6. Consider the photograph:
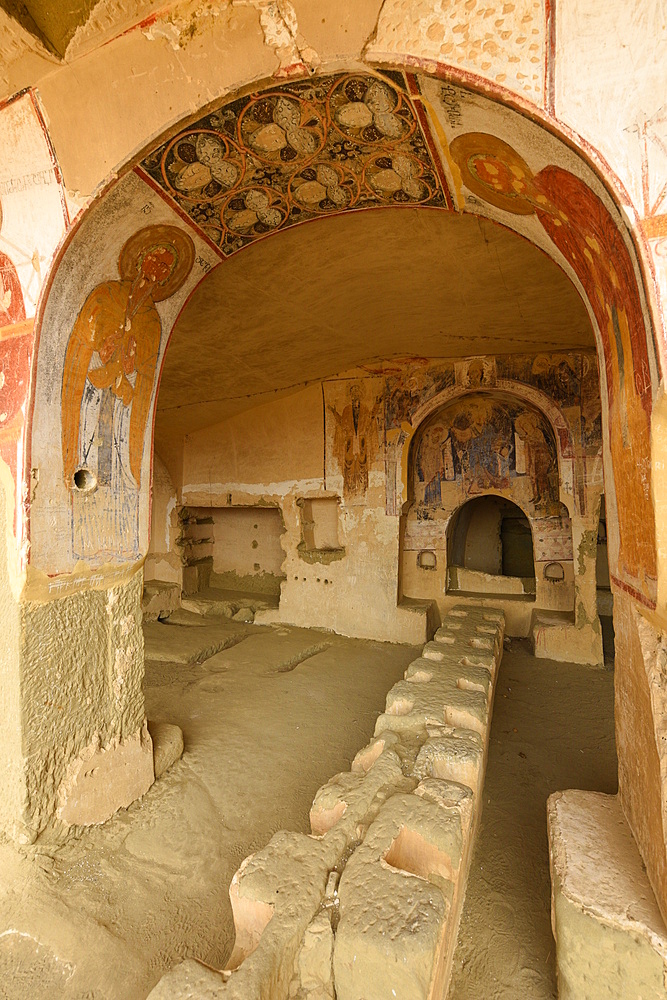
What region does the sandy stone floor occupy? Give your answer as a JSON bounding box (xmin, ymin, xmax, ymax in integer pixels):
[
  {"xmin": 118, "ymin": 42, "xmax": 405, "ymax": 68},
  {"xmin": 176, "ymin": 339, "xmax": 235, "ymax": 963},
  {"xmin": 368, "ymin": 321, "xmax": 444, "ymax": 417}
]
[
  {"xmin": 0, "ymin": 614, "xmax": 417, "ymax": 1000},
  {"xmin": 0, "ymin": 612, "xmax": 616, "ymax": 999},
  {"xmin": 449, "ymin": 637, "xmax": 617, "ymax": 1000}
]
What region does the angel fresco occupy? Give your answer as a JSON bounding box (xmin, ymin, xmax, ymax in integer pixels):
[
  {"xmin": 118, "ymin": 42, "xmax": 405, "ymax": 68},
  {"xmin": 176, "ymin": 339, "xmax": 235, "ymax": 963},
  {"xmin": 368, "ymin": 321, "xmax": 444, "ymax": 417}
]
[
  {"xmin": 450, "ymin": 131, "xmax": 657, "ymax": 592},
  {"xmin": 61, "ymin": 224, "xmax": 194, "ymax": 559},
  {"xmin": 329, "ymin": 383, "xmax": 382, "ymax": 499}
]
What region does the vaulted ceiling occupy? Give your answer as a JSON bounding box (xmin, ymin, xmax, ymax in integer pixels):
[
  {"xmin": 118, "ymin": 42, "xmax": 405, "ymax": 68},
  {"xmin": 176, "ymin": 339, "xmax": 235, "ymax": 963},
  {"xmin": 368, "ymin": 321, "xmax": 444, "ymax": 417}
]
[{"xmin": 155, "ymin": 207, "xmax": 595, "ymax": 439}]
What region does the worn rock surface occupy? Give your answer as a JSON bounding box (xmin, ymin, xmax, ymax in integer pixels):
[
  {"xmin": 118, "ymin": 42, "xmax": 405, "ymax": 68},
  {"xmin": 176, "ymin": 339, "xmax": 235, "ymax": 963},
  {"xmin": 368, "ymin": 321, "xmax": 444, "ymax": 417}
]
[{"xmin": 548, "ymin": 789, "xmax": 667, "ymax": 999}]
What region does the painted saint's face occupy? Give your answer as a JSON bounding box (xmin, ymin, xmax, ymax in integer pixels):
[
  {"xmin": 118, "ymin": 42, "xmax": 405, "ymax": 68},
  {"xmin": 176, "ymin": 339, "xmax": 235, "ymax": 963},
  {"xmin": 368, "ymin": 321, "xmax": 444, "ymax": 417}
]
[
  {"xmin": 470, "ymin": 153, "xmax": 528, "ymax": 199},
  {"xmin": 140, "ymin": 247, "xmax": 176, "ymax": 284}
]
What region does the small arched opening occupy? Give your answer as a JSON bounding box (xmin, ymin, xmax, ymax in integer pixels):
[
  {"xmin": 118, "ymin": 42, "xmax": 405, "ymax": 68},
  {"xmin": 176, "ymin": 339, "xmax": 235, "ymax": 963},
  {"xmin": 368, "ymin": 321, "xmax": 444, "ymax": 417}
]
[{"xmin": 447, "ymin": 495, "xmax": 535, "ymax": 597}]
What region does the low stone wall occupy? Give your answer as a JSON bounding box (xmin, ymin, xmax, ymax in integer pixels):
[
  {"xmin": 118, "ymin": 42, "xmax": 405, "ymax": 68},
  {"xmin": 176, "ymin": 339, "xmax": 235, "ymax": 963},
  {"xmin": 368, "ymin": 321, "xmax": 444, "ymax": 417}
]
[
  {"xmin": 147, "ymin": 605, "xmax": 505, "ymax": 1000},
  {"xmin": 548, "ymin": 789, "xmax": 667, "ymax": 999}
]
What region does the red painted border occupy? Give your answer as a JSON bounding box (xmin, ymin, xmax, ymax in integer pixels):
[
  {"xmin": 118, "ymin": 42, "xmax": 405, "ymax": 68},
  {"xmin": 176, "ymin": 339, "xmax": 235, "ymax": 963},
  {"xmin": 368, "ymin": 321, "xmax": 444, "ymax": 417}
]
[
  {"xmin": 405, "ymin": 73, "xmax": 454, "ymax": 210},
  {"xmin": 545, "ymin": 0, "xmax": 556, "ymax": 117},
  {"xmin": 28, "ymin": 89, "xmax": 71, "ymax": 229},
  {"xmin": 611, "ymin": 573, "xmax": 656, "ymax": 610}
]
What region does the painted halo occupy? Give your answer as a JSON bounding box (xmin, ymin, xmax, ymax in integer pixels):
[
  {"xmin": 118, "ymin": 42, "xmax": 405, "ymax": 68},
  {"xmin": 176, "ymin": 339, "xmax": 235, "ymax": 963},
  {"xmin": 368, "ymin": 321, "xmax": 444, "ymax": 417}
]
[
  {"xmin": 449, "ymin": 132, "xmax": 537, "ymax": 216},
  {"xmin": 118, "ymin": 224, "xmax": 195, "ymax": 301}
]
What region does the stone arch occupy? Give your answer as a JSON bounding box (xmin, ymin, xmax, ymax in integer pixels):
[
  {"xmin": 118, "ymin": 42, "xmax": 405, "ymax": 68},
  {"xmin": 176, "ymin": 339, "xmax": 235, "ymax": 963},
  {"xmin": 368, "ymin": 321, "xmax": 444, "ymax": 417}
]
[
  {"xmin": 10, "ymin": 60, "xmax": 659, "ymax": 861},
  {"xmin": 392, "ymin": 379, "xmax": 578, "ymax": 518},
  {"xmin": 23, "ymin": 66, "xmax": 656, "ymax": 609},
  {"xmin": 399, "ymin": 387, "xmax": 577, "ymax": 630}
]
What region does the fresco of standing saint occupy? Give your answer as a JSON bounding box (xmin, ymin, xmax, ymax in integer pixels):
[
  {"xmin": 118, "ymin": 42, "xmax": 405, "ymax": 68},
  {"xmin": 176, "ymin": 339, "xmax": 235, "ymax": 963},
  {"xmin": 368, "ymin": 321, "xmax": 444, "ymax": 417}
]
[
  {"xmin": 329, "ymin": 382, "xmax": 382, "ymax": 499},
  {"xmin": 61, "ymin": 224, "xmax": 194, "ymax": 560}
]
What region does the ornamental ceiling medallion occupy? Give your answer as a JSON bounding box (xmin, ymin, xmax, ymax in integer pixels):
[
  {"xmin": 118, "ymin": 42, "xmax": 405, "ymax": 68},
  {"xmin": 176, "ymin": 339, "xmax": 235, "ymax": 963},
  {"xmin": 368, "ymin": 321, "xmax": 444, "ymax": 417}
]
[{"xmin": 139, "ymin": 71, "xmax": 450, "ymax": 257}]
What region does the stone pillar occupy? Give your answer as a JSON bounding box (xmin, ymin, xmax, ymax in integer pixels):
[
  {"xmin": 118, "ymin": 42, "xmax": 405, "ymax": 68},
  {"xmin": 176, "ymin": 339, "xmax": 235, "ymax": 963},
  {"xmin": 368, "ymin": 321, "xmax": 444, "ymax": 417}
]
[
  {"xmin": 571, "ymin": 512, "xmax": 603, "ymax": 666},
  {"xmin": 0, "ymin": 555, "xmax": 154, "ymax": 843}
]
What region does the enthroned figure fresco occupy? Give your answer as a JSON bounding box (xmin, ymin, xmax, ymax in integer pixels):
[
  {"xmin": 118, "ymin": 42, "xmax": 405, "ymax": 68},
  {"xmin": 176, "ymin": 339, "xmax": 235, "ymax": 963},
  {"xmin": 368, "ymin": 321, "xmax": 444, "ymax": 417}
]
[
  {"xmin": 413, "ymin": 392, "xmax": 560, "ymax": 516},
  {"xmin": 61, "ymin": 224, "xmax": 194, "ymax": 561},
  {"xmin": 450, "ymin": 132, "xmax": 657, "ymax": 598}
]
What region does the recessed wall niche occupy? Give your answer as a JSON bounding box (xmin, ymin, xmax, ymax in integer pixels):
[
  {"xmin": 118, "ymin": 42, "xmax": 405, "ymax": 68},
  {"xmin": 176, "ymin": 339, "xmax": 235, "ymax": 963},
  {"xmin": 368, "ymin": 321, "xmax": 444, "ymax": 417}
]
[
  {"xmin": 298, "ymin": 497, "xmax": 345, "ymax": 563},
  {"xmin": 447, "ymin": 495, "xmax": 536, "ymax": 597},
  {"xmin": 180, "ymin": 506, "xmax": 285, "ymax": 595}
]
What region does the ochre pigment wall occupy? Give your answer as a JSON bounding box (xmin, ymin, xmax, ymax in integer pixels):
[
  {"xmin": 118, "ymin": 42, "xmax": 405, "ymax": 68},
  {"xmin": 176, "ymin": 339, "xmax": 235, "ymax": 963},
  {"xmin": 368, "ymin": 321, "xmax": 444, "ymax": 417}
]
[
  {"xmin": 182, "ymin": 386, "xmax": 324, "ymax": 497},
  {"xmin": 614, "ymin": 590, "xmax": 667, "ymax": 916},
  {"xmin": 207, "ymin": 508, "xmax": 284, "ymax": 581},
  {"xmin": 0, "ymin": 0, "xmax": 665, "ymax": 920}
]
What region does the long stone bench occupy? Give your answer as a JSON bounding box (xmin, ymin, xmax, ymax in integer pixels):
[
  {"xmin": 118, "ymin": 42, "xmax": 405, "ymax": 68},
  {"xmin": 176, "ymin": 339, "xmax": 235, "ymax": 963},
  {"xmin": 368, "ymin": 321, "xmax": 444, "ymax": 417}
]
[{"xmin": 147, "ymin": 604, "xmax": 505, "ymax": 1000}]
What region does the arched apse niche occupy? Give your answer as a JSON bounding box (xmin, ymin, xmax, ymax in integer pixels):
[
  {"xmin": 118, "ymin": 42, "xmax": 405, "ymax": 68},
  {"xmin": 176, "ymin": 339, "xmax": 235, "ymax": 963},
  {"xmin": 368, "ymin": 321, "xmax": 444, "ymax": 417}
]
[
  {"xmin": 400, "ymin": 389, "xmax": 576, "ymax": 632},
  {"xmin": 25, "ymin": 67, "xmax": 658, "ymax": 613},
  {"xmin": 447, "ymin": 495, "xmax": 536, "ymax": 590}
]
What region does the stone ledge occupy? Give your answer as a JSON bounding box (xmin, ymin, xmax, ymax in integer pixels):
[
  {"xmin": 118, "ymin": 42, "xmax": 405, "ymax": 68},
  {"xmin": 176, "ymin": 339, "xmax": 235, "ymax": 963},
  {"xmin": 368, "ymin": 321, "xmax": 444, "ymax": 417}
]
[{"xmin": 548, "ymin": 789, "xmax": 667, "ymax": 999}]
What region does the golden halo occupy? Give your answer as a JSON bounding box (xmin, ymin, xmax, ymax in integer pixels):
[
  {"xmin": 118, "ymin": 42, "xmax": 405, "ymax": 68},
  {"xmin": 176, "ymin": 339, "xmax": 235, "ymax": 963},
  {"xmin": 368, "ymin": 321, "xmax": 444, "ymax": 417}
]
[
  {"xmin": 449, "ymin": 132, "xmax": 536, "ymax": 216},
  {"xmin": 119, "ymin": 224, "xmax": 195, "ymax": 301}
]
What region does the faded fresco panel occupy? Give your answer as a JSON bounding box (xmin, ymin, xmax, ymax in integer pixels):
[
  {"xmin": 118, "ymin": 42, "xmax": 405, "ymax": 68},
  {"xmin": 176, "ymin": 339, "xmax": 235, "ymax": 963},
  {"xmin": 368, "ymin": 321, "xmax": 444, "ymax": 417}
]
[
  {"xmin": 366, "ymin": 0, "xmax": 546, "ymax": 105},
  {"xmin": 412, "ymin": 391, "xmax": 560, "ymax": 517},
  {"xmin": 0, "ymin": 91, "xmax": 67, "ymax": 325},
  {"xmin": 29, "ymin": 171, "xmax": 216, "ymax": 582},
  {"xmin": 325, "ymin": 378, "xmax": 384, "ymax": 504}
]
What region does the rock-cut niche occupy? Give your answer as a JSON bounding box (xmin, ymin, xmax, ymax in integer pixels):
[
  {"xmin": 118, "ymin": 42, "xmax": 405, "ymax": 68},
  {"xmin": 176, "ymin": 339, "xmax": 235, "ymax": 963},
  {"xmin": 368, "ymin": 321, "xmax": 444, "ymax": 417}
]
[{"xmin": 402, "ymin": 391, "xmax": 564, "ymax": 603}]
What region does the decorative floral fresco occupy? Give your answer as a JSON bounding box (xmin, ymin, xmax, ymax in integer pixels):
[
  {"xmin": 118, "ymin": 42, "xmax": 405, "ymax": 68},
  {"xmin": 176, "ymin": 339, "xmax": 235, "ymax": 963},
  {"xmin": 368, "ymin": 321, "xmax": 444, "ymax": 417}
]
[{"xmin": 139, "ymin": 71, "xmax": 450, "ymax": 256}]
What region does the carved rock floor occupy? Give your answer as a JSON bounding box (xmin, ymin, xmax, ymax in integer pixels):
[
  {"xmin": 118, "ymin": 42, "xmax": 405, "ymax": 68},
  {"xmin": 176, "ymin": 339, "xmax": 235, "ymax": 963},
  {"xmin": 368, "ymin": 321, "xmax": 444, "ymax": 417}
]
[{"xmin": 0, "ymin": 617, "xmax": 616, "ymax": 999}]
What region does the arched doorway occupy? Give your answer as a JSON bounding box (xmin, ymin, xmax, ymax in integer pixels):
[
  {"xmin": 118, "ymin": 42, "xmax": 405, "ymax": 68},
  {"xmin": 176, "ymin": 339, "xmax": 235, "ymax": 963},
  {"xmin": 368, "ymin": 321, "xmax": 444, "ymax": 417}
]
[
  {"xmin": 400, "ymin": 388, "xmax": 578, "ymax": 637},
  {"xmin": 447, "ymin": 494, "xmax": 536, "ymax": 596},
  {"xmin": 7, "ymin": 64, "xmax": 662, "ymax": 947}
]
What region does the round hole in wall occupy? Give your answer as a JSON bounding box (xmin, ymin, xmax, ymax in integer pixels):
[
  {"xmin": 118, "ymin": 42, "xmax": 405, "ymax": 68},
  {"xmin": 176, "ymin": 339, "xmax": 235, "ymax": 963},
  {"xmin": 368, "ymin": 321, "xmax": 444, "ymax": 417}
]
[
  {"xmin": 73, "ymin": 467, "xmax": 97, "ymax": 493},
  {"xmin": 417, "ymin": 549, "xmax": 437, "ymax": 570},
  {"xmin": 544, "ymin": 561, "xmax": 565, "ymax": 582}
]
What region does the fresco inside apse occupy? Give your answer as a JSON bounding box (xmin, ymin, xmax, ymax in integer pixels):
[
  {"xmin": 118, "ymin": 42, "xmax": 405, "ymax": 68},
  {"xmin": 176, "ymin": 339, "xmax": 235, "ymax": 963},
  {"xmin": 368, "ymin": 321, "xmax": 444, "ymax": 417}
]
[
  {"xmin": 412, "ymin": 392, "xmax": 560, "ymax": 517},
  {"xmin": 138, "ymin": 71, "xmax": 450, "ymax": 256},
  {"xmin": 381, "ymin": 351, "xmax": 600, "ymax": 447}
]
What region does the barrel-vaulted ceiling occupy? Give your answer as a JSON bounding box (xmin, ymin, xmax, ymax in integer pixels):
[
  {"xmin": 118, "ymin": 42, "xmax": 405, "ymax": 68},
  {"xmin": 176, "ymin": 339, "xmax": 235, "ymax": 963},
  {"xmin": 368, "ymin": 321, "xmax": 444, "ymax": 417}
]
[
  {"xmin": 156, "ymin": 208, "xmax": 594, "ymax": 438},
  {"xmin": 147, "ymin": 69, "xmax": 595, "ymax": 440}
]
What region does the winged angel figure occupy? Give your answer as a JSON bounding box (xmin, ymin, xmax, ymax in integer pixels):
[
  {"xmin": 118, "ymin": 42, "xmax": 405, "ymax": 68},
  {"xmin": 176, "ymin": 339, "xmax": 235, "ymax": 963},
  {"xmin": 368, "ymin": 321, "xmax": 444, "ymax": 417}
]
[{"xmin": 61, "ymin": 224, "xmax": 194, "ymax": 559}]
